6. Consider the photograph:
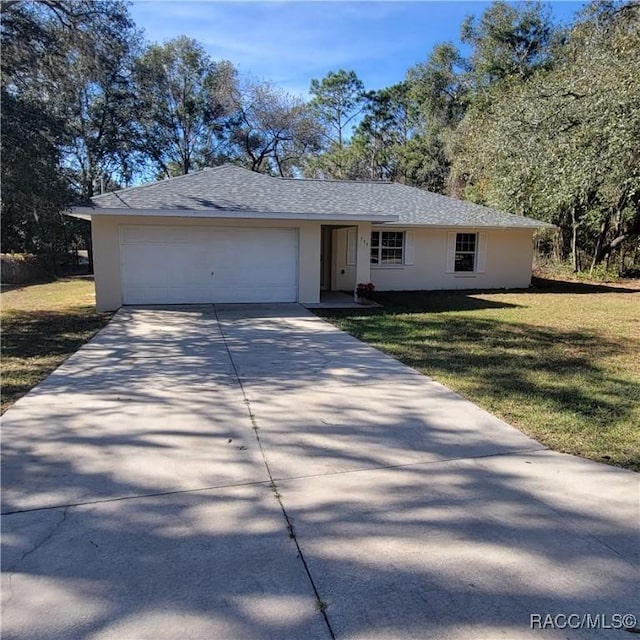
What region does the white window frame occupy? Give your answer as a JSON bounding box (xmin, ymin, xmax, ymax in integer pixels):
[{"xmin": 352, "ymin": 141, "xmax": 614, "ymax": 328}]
[
  {"xmin": 371, "ymin": 230, "xmax": 405, "ymax": 266},
  {"xmin": 446, "ymin": 231, "xmax": 488, "ymax": 275},
  {"xmin": 455, "ymin": 233, "xmax": 477, "ymax": 272}
]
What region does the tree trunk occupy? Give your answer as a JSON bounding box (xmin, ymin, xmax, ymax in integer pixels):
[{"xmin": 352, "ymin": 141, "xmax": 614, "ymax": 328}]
[
  {"xmin": 554, "ymin": 230, "xmax": 563, "ymax": 262},
  {"xmin": 590, "ymin": 215, "xmax": 610, "ymax": 272},
  {"xmin": 571, "ymin": 206, "xmax": 579, "ymax": 272}
]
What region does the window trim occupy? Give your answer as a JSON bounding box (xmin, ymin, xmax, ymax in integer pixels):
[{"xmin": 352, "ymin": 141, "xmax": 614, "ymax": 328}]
[
  {"xmin": 454, "ymin": 232, "xmax": 477, "ymax": 273},
  {"xmin": 446, "ymin": 231, "xmax": 488, "ymax": 276},
  {"xmin": 370, "ymin": 230, "xmax": 405, "ymax": 266}
]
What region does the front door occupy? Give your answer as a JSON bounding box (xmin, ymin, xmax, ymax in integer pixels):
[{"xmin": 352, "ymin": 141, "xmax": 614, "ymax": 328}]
[{"xmin": 320, "ymin": 226, "xmax": 332, "ymax": 291}]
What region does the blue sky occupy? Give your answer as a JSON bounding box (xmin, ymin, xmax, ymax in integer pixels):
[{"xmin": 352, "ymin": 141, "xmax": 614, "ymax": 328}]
[{"xmin": 130, "ymin": 1, "xmax": 586, "ymax": 97}]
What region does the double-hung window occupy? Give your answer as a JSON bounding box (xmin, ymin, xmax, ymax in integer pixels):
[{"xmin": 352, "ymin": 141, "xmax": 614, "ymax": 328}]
[
  {"xmin": 371, "ymin": 231, "xmax": 404, "ymax": 265},
  {"xmin": 454, "ymin": 233, "xmax": 477, "ymax": 272}
]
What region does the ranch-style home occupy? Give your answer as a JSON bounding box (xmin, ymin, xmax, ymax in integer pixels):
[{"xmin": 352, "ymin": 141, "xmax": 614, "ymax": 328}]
[{"xmin": 71, "ymin": 164, "xmax": 549, "ymax": 312}]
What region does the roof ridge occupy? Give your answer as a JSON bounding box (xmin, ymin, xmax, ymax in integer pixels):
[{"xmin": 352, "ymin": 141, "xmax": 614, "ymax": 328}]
[{"xmin": 278, "ymin": 176, "xmax": 395, "ymax": 186}]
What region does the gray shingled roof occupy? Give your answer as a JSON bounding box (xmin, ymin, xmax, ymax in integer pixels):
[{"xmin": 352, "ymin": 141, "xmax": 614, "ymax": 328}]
[{"xmin": 82, "ymin": 164, "xmax": 548, "ymax": 228}]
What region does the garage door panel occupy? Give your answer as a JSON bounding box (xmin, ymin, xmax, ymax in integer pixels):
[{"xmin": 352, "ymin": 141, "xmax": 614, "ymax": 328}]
[
  {"xmin": 170, "ymin": 245, "xmax": 213, "ymax": 286},
  {"xmin": 121, "ymin": 245, "xmax": 171, "ymax": 284},
  {"xmin": 121, "ymin": 245, "xmax": 212, "ymax": 287},
  {"xmin": 121, "ymin": 225, "xmax": 203, "ymax": 245},
  {"xmin": 120, "ymin": 225, "xmax": 298, "ymax": 304},
  {"xmin": 209, "ymin": 285, "xmax": 296, "ymax": 304},
  {"xmin": 124, "ymin": 285, "xmax": 210, "ymax": 305}
]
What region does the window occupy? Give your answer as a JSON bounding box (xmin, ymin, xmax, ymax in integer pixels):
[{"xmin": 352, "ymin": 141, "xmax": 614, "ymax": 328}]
[
  {"xmin": 371, "ymin": 231, "xmax": 404, "ymax": 265},
  {"xmin": 455, "ymin": 233, "xmax": 476, "ymax": 272}
]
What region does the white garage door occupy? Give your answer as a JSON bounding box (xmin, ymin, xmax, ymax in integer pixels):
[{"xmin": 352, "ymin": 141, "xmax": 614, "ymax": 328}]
[{"xmin": 120, "ymin": 225, "xmax": 298, "ymax": 304}]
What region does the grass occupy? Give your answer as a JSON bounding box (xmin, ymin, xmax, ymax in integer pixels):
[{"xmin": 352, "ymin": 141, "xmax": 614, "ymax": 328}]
[
  {"xmin": 317, "ymin": 276, "xmax": 640, "ymax": 471},
  {"xmin": 1, "ymin": 278, "xmax": 113, "ymax": 413}
]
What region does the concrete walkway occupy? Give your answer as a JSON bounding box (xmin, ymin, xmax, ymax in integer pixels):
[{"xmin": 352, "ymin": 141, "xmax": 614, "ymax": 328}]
[{"xmin": 1, "ymin": 305, "xmax": 638, "ymax": 639}]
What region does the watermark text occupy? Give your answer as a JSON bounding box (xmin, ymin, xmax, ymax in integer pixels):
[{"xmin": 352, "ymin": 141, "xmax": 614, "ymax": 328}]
[{"xmin": 530, "ymin": 613, "xmax": 637, "ymax": 631}]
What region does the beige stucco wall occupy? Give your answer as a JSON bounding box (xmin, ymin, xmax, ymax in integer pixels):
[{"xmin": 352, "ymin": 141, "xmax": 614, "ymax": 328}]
[
  {"xmin": 92, "ymin": 217, "xmax": 535, "ymax": 311},
  {"xmin": 92, "ymin": 216, "xmax": 123, "ymax": 312},
  {"xmin": 333, "ymin": 226, "xmax": 535, "ymax": 292},
  {"xmin": 92, "ymin": 215, "xmax": 322, "ymax": 311}
]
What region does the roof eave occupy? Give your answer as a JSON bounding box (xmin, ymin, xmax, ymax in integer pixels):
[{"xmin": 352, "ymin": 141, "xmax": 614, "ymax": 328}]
[
  {"xmin": 376, "ymin": 221, "xmax": 556, "ymax": 230},
  {"xmin": 69, "ymin": 207, "xmax": 399, "ymax": 224}
]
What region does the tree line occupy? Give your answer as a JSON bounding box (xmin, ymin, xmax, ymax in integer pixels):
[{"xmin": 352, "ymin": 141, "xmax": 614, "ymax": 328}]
[{"xmin": 2, "ymin": 0, "xmax": 638, "ymax": 275}]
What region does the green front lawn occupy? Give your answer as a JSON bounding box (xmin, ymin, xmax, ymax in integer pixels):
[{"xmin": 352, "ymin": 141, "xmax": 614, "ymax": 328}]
[
  {"xmin": 317, "ymin": 278, "xmax": 640, "ymax": 471},
  {"xmin": 1, "ymin": 279, "xmax": 113, "ymax": 413}
]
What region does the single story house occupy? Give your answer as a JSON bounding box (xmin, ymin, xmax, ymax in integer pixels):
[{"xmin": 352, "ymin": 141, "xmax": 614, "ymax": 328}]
[{"xmin": 71, "ymin": 164, "xmax": 550, "ymax": 312}]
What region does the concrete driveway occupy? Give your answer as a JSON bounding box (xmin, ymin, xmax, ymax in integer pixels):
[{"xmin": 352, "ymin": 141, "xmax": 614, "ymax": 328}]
[{"xmin": 1, "ymin": 305, "xmax": 638, "ymax": 640}]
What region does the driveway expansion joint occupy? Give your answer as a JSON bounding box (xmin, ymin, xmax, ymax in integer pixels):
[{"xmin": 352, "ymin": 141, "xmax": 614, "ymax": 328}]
[
  {"xmin": 213, "ymin": 304, "xmax": 336, "ymax": 640},
  {"xmin": 2, "ymin": 446, "xmax": 549, "ymax": 517},
  {"xmin": 269, "ymin": 446, "xmax": 550, "ymax": 485},
  {"xmin": 1, "ymin": 479, "xmax": 273, "ymax": 516}
]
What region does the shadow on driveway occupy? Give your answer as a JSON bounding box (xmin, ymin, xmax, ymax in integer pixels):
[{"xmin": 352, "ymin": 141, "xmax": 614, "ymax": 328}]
[{"xmin": 1, "ymin": 304, "xmax": 638, "ymax": 639}]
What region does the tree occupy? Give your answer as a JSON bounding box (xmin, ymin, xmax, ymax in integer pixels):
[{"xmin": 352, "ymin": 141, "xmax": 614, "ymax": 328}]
[
  {"xmin": 451, "ymin": 1, "xmax": 640, "ymax": 273},
  {"xmin": 2, "ymin": 0, "xmax": 138, "ymax": 197},
  {"xmin": 1, "ymin": 0, "xmax": 138, "ymax": 266},
  {"xmin": 403, "ymin": 1, "xmax": 555, "ymax": 196},
  {"xmin": 348, "ymin": 83, "xmax": 413, "ymax": 182},
  {"xmin": 133, "ymin": 36, "xmax": 237, "ymax": 177},
  {"xmin": 54, "ymin": 2, "xmax": 140, "ymax": 198},
  {"xmin": 305, "ymin": 69, "xmax": 367, "ymax": 179},
  {"xmin": 461, "ymin": 0, "xmax": 555, "ymax": 89},
  {"xmin": 405, "ymin": 43, "xmax": 470, "ymax": 193},
  {"xmin": 227, "ymin": 80, "xmax": 322, "ymax": 176},
  {"xmin": 408, "ymin": 43, "xmax": 469, "ymax": 130},
  {"xmin": 0, "ymin": 88, "xmax": 74, "ymax": 255},
  {"xmin": 309, "ymin": 69, "xmax": 365, "ymax": 149}
]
